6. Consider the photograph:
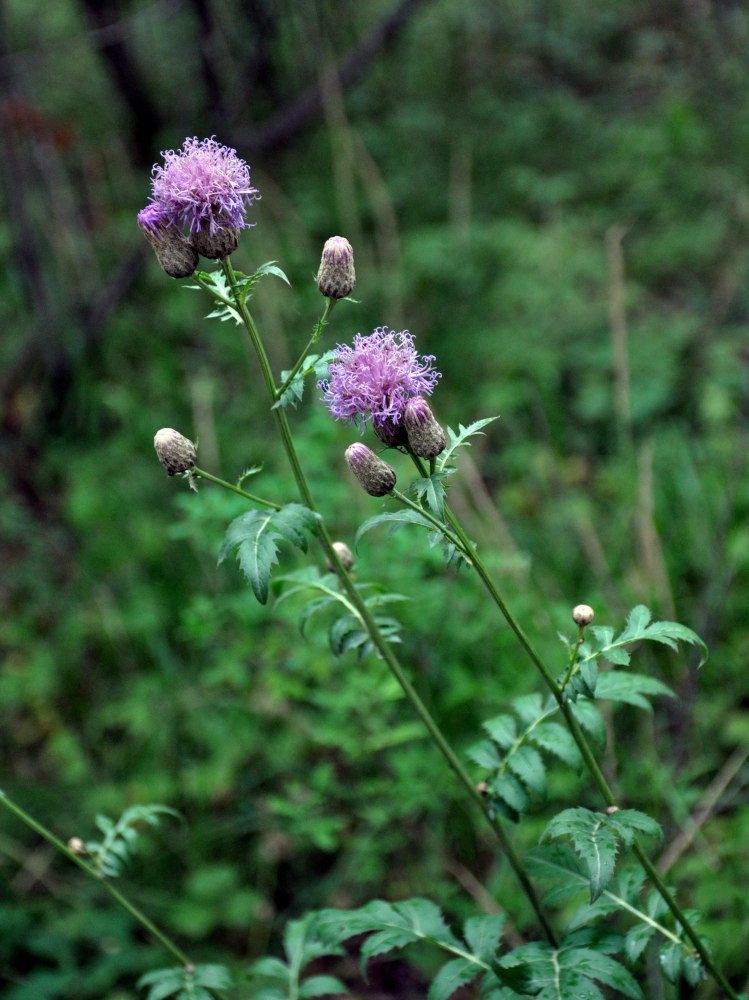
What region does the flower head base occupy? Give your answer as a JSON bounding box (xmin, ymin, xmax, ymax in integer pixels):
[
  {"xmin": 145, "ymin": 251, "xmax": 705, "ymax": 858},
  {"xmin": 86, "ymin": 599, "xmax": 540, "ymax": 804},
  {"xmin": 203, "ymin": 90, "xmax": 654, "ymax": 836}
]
[
  {"xmin": 148, "ymin": 136, "xmax": 259, "ymax": 241},
  {"xmin": 137, "ymin": 204, "xmax": 199, "ymax": 278},
  {"xmin": 403, "ymin": 397, "xmax": 447, "ymax": 459},
  {"xmin": 320, "ymin": 328, "xmax": 441, "ymax": 434},
  {"xmin": 345, "ymin": 443, "xmax": 397, "ymax": 497},
  {"xmin": 154, "ymin": 428, "xmax": 197, "ymax": 475},
  {"xmin": 317, "ymin": 236, "xmax": 355, "ymax": 299}
]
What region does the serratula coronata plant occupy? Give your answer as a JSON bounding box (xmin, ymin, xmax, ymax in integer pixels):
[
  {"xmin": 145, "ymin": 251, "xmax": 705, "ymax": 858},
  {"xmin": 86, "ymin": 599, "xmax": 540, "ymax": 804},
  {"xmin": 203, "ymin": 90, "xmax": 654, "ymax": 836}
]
[
  {"xmin": 135, "ymin": 138, "xmax": 736, "ymax": 1000},
  {"xmin": 5, "ymin": 135, "xmax": 737, "ymax": 1000}
]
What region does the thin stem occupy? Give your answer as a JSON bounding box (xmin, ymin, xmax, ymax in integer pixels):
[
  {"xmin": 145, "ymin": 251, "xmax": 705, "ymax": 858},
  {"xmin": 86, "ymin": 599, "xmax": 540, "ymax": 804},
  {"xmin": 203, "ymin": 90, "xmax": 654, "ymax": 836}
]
[
  {"xmin": 404, "ymin": 455, "xmax": 740, "ymax": 997},
  {"xmin": 390, "ymin": 487, "xmax": 471, "ymax": 558},
  {"xmin": 275, "ymin": 298, "xmax": 336, "ymax": 401},
  {"xmin": 0, "ymin": 790, "xmax": 191, "ymax": 967},
  {"xmin": 192, "ymin": 466, "xmax": 281, "ymax": 510},
  {"xmin": 215, "ymin": 259, "xmax": 557, "ymax": 946}
]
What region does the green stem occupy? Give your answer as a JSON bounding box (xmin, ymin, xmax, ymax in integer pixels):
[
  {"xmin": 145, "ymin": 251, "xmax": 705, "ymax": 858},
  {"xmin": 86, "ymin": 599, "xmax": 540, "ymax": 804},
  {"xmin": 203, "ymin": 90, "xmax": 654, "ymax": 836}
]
[
  {"xmin": 275, "ymin": 298, "xmax": 336, "ymax": 401},
  {"xmin": 192, "ymin": 466, "xmax": 281, "ymax": 510},
  {"xmin": 216, "ymin": 259, "xmax": 557, "ymax": 946},
  {"xmin": 0, "ymin": 790, "xmax": 191, "ymax": 967},
  {"xmin": 404, "ymin": 455, "xmax": 740, "ymax": 997},
  {"xmin": 390, "ymin": 488, "xmax": 472, "ymax": 558}
]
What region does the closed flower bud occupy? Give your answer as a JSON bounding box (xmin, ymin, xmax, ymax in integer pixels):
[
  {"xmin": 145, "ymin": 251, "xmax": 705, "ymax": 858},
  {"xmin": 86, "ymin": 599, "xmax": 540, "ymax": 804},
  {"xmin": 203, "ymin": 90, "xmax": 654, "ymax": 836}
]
[
  {"xmin": 403, "ymin": 397, "xmax": 447, "ymax": 459},
  {"xmin": 317, "ymin": 236, "xmax": 355, "ymax": 298},
  {"xmin": 373, "ymin": 418, "xmax": 409, "ymax": 449},
  {"xmin": 572, "ymin": 604, "xmax": 595, "ymax": 628},
  {"xmin": 154, "ymin": 428, "xmax": 197, "ymax": 475},
  {"xmin": 326, "ymin": 541, "xmax": 355, "ymax": 572},
  {"xmin": 138, "ymin": 205, "xmax": 199, "ymax": 278},
  {"xmin": 67, "ymin": 836, "xmax": 86, "ymax": 855},
  {"xmin": 345, "ymin": 443, "xmax": 396, "ymax": 497},
  {"xmin": 190, "ymin": 221, "xmax": 241, "ymax": 259}
]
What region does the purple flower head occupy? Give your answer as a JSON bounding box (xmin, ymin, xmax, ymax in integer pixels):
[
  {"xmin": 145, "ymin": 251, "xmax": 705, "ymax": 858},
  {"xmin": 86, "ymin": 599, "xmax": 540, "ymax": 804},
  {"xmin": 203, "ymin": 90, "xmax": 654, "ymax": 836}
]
[
  {"xmin": 320, "ymin": 327, "xmax": 441, "ymax": 432},
  {"xmin": 148, "ymin": 136, "xmax": 259, "ymax": 236}
]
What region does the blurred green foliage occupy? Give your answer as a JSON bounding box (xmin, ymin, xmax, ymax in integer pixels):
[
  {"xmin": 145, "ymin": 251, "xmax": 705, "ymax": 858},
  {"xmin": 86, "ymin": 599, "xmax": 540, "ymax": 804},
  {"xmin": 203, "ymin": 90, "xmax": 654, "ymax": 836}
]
[{"xmin": 1, "ymin": 0, "xmax": 748, "ymax": 997}]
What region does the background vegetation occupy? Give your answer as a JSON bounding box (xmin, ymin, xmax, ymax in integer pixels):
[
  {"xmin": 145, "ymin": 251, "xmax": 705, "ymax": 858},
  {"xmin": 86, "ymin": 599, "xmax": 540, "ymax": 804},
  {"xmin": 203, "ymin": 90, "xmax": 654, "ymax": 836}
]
[{"xmin": 1, "ymin": 0, "xmax": 748, "ymax": 996}]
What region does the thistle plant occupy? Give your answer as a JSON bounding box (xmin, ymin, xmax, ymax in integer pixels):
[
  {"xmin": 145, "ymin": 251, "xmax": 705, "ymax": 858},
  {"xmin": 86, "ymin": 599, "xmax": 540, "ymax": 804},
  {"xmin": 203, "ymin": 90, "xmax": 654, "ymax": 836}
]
[{"xmin": 2, "ymin": 135, "xmax": 744, "ymax": 1000}]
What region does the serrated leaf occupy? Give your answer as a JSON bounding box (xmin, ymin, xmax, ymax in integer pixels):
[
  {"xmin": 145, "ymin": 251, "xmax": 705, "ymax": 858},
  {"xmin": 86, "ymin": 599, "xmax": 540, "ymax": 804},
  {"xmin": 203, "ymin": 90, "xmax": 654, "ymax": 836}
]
[
  {"xmin": 355, "ymin": 509, "xmax": 436, "ymax": 548},
  {"xmin": 482, "ymin": 714, "xmax": 517, "ymax": 749},
  {"xmin": 560, "ymin": 947, "xmax": 643, "ymax": 999},
  {"xmin": 682, "ymin": 954, "xmax": 703, "ymax": 986},
  {"xmin": 512, "ymin": 693, "xmax": 545, "ymax": 726},
  {"xmin": 530, "ymin": 722, "xmax": 583, "ymax": 772},
  {"xmin": 658, "ymin": 939, "xmax": 682, "ymax": 983},
  {"xmin": 525, "ymin": 842, "xmax": 589, "ymax": 904},
  {"xmin": 570, "ymin": 699, "xmax": 607, "ymax": 747},
  {"xmin": 492, "ymin": 771, "xmax": 530, "ymax": 815},
  {"xmin": 467, "ymin": 740, "xmax": 503, "ymax": 770},
  {"xmin": 594, "ymin": 672, "xmax": 675, "ymax": 710},
  {"xmin": 463, "ymin": 914, "xmax": 507, "ymax": 964},
  {"xmin": 438, "ymin": 417, "xmax": 499, "ymax": 470},
  {"xmin": 605, "ymin": 810, "xmax": 662, "ymax": 847},
  {"xmin": 542, "ymin": 809, "xmax": 619, "ymax": 901},
  {"xmin": 506, "ymin": 743, "xmax": 547, "ymax": 798},
  {"xmin": 624, "ymin": 923, "xmax": 656, "ymax": 964},
  {"xmin": 428, "ymin": 957, "xmax": 481, "ymax": 1000}
]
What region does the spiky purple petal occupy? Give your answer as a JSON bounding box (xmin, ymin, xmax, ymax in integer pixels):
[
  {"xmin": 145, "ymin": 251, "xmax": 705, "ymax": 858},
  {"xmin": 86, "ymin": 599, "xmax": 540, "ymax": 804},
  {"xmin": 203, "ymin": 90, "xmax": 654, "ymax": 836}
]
[
  {"xmin": 148, "ymin": 136, "xmax": 259, "ymax": 236},
  {"xmin": 320, "ymin": 327, "xmax": 441, "ymax": 432}
]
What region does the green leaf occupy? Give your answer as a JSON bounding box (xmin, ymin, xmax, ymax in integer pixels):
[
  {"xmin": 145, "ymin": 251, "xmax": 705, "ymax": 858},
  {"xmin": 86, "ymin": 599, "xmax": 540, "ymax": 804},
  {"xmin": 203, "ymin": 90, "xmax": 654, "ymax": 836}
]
[
  {"xmin": 463, "ymin": 914, "xmax": 507, "ymax": 964},
  {"xmin": 605, "ymin": 809, "xmax": 662, "ymax": 847},
  {"xmin": 249, "ymin": 956, "xmax": 289, "ymax": 983},
  {"xmin": 411, "ymin": 473, "xmax": 448, "ymax": 520},
  {"xmin": 594, "ymin": 672, "xmax": 675, "ymax": 710},
  {"xmin": 506, "ymin": 743, "xmax": 547, "ymax": 798},
  {"xmin": 569, "ymin": 699, "xmax": 607, "ymax": 747},
  {"xmin": 355, "ymin": 509, "xmax": 436, "ymax": 548},
  {"xmin": 530, "ymin": 722, "xmax": 583, "ymax": 772},
  {"xmin": 220, "ymin": 505, "xmax": 319, "ymax": 604},
  {"xmin": 482, "ymin": 714, "xmax": 517, "ymax": 749},
  {"xmin": 299, "ymin": 974, "xmax": 346, "ymax": 998},
  {"xmin": 542, "ymin": 808, "xmax": 619, "ymax": 901},
  {"xmin": 428, "ymin": 958, "xmax": 481, "ymax": 1000},
  {"xmin": 658, "ymin": 940, "xmax": 682, "ymax": 983},
  {"xmin": 525, "ymin": 843, "xmax": 589, "ymax": 904},
  {"xmin": 624, "ymin": 923, "xmax": 655, "ymax": 964},
  {"xmin": 438, "ymin": 417, "xmax": 499, "ymax": 470}
]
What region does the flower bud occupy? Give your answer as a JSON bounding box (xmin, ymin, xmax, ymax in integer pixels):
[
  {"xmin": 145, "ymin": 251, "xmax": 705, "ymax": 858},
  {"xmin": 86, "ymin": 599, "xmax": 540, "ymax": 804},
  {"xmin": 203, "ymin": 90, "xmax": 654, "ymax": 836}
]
[
  {"xmin": 137, "ymin": 205, "xmax": 198, "ymax": 278},
  {"xmin": 317, "ymin": 236, "xmax": 355, "ymax": 299},
  {"xmin": 67, "ymin": 836, "xmax": 86, "ymax": 855},
  {"xmin": 373, "ymin": 417, "xmax": 409, "ymax": 449},
  {"xmin": 154, "ymin": 428, "xmax": 197, "ymax": 475},
  {"xmin": 403, "ymin": 397, "xmax": 447, "ymax": 459},
  {"xmin": 326, "ymin": 541, "xmax": 355, "ymax": 572},
  {"xmin": 572, "ymin": 604, "xmax": 595, "ymax": 628},
  {"xmin": 190, "ymin": 221, "xmax": 241, "ymax": 259},
  {"xmin": 345, "ymin": 443, "xmax": 396, "ymax": 497}
]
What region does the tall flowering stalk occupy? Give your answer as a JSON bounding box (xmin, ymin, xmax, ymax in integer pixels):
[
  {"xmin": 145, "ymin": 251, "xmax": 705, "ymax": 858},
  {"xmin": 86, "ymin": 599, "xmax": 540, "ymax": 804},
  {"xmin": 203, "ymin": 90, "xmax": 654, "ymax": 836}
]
[{"xmin": 135, "ymin": 137, "xmax": 738, "ymax": 999}]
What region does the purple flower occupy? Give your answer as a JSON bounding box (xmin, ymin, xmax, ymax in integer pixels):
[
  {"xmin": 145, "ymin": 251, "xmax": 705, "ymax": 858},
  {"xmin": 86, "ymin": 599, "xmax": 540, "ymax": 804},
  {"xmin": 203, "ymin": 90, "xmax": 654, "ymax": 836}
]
[
  {"xmin": 320, "ymin": 327, "xmax": 441, "ymax": 432},
  {"xmin": 147, "ymin": 136, "xmax": 259, "ymax": 236}
]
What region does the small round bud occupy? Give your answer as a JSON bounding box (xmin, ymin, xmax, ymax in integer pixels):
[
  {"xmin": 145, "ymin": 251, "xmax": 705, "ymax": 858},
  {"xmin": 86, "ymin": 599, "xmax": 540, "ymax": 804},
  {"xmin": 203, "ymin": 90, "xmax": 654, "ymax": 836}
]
[
  {"xmin": 403, "ymin": 397, "xmax": 447, "ymax": 459},
  {"xmin": 138, "ymin": 205, "xmax": 199, "ymax": 278},
  {"xmin": 154, "ymin": 428, "xmax": 197, "ymax": 475},
  {"xmin": 605, "ymin": 805, "xmax": 620, "ymax": 815},
  {"xmin": 345, "ymin": 443, "xmax": 396, "ymax": 497},
  {"xmin": 572, "ymin": 604, "xmax": 595, "ymax": 628},
  {"xmin": 326, "ymin": 541, "xmax": 355, "ymax": 572},
  {"xmin": 317, "ymin": 236, "xmax": 355, "ymax": 298},
  {"xmin": 190, "ymin": 221, "xmax": 241, "ymax": 259},
  {"xmin": 67, "ymin": 837, "xmax": 86, "ymax": 855},
  {"xmin": 476, "ymin": 781, "xmax": 489, "ymax": 795}
]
